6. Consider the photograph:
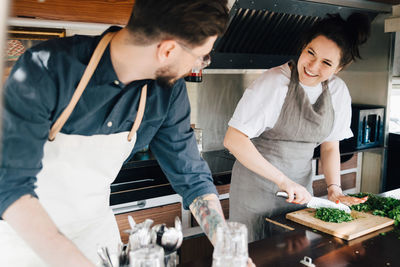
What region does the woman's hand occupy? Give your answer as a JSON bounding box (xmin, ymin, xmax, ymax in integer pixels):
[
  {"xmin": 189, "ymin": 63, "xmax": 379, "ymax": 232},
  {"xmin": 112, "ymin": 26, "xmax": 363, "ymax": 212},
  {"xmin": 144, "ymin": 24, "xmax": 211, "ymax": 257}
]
[
  {"xmin": 277, "ymin": 177, "xmax": 312, "ymax": 204},
  {"xmin": 327, "ymin": 185, "xmax": 368, "ymax": 206}
]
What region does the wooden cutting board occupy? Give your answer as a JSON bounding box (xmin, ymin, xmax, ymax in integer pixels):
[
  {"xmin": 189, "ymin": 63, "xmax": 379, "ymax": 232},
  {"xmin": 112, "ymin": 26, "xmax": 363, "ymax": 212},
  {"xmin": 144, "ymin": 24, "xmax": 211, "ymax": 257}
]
[{"xmin": 286, "ymin": 208, "xmax": 394, "ymax": 240}]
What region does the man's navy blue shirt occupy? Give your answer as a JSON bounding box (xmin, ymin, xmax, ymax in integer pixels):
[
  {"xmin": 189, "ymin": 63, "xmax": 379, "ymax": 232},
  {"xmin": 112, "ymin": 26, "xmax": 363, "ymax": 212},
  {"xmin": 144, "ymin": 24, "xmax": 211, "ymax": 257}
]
[{"xmin": 0, "ymin": 26, "xmax": 217, "ymax": 218}]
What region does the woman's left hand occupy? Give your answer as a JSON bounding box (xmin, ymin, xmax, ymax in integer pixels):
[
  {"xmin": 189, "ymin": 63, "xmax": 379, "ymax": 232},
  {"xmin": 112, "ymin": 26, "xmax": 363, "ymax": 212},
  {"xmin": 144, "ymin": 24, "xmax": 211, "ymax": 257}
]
[{"xmin": 327, "ymin": 185, "xmax": 368, "ymax": 206}]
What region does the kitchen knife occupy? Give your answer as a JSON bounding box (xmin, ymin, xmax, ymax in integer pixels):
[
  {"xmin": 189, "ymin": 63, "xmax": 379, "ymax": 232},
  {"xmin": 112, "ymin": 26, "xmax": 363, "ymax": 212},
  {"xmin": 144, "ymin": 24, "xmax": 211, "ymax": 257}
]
[
  {"xmin": 379, "ymin": 189, "xmax": 400, "ymax": 200},
  {"xmin": 276, "ymin": 191, "xmax": 351, "ymax": 213}
]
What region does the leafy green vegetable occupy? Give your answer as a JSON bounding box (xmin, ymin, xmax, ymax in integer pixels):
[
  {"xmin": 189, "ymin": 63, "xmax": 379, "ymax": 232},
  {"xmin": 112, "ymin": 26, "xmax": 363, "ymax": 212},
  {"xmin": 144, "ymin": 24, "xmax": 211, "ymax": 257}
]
[
  {"xmin": 314, "ymin": 193, "xmax": 400, "ymax": 226},
  {"xmin": 349, "ymin": 193, "xmax": 400, "ymax": 227},
  {"xmin": 315, "ymin": 208, "xmax": 353, "ymax": 223}
]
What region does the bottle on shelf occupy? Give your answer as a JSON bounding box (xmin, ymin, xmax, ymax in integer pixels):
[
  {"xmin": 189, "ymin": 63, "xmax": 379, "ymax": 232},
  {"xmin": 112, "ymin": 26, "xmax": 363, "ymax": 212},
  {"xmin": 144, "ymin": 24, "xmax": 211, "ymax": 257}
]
[{"xmin": 184, "ymin": 68, "xmax": 202, "ymax": 82}]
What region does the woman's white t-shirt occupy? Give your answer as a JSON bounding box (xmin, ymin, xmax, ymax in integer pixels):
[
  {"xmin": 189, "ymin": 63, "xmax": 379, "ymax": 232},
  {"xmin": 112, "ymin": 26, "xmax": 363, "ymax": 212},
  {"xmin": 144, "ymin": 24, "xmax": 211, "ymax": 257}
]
[{"xmin": 228, "ymin": 62, "xmax": 353, "ymax": 142}]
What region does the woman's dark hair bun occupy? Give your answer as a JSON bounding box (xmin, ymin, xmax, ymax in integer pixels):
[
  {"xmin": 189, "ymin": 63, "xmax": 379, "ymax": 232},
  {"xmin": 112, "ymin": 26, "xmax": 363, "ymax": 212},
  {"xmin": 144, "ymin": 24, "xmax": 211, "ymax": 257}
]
[{"xmin": 346, "ymin": 12, "xmax": 371, "ymax": 46}]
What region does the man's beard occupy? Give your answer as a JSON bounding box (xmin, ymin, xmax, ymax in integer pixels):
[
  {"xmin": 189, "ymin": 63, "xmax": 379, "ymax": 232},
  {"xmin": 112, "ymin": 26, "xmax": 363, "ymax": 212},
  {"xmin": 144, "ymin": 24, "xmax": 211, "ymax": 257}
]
[{"xmin": 155, "ymin": 65, "xmax": 181, "ymax": 89}]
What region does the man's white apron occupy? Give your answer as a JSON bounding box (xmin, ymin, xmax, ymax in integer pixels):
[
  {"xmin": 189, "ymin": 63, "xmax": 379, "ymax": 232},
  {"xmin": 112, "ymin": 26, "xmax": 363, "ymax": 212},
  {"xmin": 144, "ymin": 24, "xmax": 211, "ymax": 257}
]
[{"xmin": 0, "ymin": 32, "xmax": 147, "ymax": 266}]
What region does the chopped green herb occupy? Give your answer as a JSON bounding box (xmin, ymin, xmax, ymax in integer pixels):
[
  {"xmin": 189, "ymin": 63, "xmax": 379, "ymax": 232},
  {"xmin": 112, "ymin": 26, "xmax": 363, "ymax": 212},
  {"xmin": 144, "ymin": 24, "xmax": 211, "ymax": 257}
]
[
  {"xmin": 315, "ymin": 208, "xmax": 353, "ymax": 223},
  {"xmin": 349, "ymin": 193, "xmax": 400, "ymax": 227}
]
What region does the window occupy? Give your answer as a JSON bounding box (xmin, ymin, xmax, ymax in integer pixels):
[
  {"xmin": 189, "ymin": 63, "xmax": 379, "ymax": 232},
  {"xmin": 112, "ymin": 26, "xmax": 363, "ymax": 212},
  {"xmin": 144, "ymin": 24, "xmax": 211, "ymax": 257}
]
[
  {"xmin": 390, "ymin": 78, "xmax": 400, "ymax": 133},
  {"xmin": 390, "ymin": 33, "xmax": 400, "ymax": 134}
]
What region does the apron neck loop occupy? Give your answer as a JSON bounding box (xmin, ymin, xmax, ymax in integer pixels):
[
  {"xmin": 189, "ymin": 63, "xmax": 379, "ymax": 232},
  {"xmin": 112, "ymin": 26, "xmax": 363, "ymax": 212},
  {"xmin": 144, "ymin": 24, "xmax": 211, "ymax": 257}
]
[
  {"xmin": 48, "ymin": 29, "xmax": 148, "ymax": 143},
  {"xmin": 48, "ymin": 31, "xmax": 117, "ymax": 141},
  {"xmin": 321, "ymin": 80, "xmax": 329, "ymax": 91},
  {"xmin": 288, "ymin": 59, "xmax": 300, "ymax": 88}
]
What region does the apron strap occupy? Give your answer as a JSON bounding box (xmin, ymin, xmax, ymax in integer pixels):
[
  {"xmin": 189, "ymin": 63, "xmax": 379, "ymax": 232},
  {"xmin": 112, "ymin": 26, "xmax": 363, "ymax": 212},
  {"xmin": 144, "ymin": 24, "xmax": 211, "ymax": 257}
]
[
  {"xmin": 128, "ymin": 84, "xmax": 147, "ymax": 142},
  {"xmin": 321, "ymin": 80, "xmax": 329, "ymax": 91},
  {"xmin": 48, "ymin": 32, "xmax": 117, "ymax": 141}
]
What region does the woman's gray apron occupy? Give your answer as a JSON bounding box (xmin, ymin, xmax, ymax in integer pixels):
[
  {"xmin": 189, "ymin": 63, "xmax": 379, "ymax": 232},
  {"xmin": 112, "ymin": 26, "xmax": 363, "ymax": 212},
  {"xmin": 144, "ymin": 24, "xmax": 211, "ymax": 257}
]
[{"xmin": 229, "ymin": 62, "xmax": 334, "ymax": 242}]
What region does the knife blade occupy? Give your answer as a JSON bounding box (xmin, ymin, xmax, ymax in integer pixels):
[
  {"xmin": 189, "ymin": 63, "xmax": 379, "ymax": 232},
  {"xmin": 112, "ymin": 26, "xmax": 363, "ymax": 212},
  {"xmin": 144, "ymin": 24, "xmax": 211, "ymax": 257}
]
[
  {"xmin": 379, "ymin": 189, "xmax": 400, "ymax": 200},
  {"xmin": 276, "ymin": 191, "xmax": 351, "ymax": 213}
]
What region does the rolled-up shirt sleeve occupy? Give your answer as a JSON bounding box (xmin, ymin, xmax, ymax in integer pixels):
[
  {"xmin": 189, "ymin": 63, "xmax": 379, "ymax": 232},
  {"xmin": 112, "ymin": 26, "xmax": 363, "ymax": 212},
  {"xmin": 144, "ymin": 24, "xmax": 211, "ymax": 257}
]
[
  {"xmin": 0, "ymin": 50, "xmax": 55, "ymax": 219},
  {"xmin": 149, "ymin": 79, "xmax": 218, "ymax": 209},
  {"xmin": 228, "ymin": 67, "xmax": 289, "ymax": 139}
]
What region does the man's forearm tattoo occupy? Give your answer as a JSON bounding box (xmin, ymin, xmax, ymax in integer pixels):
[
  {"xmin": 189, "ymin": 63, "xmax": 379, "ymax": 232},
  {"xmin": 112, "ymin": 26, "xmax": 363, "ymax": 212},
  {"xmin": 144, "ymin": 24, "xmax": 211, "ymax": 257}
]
[{"xmin": 191, "ymin": 195, "xmax": 225, "ymax": 242}]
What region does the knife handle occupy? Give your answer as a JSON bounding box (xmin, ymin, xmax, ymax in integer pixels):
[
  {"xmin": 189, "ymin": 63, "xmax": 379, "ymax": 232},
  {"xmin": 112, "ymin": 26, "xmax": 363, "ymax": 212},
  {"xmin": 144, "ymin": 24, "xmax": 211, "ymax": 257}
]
[{"xmin": 276, "ymin": 191, "xmax": 289, "ymax": 199}]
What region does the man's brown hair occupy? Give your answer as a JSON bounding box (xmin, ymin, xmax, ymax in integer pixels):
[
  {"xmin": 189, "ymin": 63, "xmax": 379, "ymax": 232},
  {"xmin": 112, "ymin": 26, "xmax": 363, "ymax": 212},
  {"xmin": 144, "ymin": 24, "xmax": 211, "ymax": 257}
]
[{"xmin": 126, "ymin": 0, "xmax": 229, "ymax": 47}]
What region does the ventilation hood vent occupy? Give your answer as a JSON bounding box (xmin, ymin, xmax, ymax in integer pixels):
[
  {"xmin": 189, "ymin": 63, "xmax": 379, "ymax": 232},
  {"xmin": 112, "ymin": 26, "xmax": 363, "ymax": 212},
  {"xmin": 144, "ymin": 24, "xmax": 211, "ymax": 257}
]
[
  {"xmin": 216, "ymin": 8, "xmax": 320, "ymax": 55},
  {"xmin": 208, "ymin": 0, "xmax": 382, "ymax": 69}
]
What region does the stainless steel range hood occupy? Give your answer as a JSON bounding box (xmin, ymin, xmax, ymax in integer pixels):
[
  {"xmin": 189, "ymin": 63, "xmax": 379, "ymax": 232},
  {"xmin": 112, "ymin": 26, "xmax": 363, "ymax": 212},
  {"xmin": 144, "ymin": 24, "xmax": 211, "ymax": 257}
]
[{"xmin": 208, "ymin": 0, "xmax": 384, "ymax": 69}]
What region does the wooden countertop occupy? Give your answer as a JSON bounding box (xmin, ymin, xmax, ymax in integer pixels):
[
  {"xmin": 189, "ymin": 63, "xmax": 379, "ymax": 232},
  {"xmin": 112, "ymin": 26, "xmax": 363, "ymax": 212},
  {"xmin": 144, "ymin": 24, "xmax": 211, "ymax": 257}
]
[{"xmin": 178, "ymin": 215, "xmax": 400, "ymax": 267}]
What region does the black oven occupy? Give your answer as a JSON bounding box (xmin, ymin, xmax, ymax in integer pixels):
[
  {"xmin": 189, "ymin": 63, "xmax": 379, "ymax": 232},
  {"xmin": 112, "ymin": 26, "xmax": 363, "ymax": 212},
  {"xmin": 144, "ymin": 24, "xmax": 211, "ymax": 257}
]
[
  {"xmin": 110, "ymin": 152, "xmax": 173, "ymax": 206},
  {"xmin": 110, "ymin": 150, "xmax": 235, "ymax": 206}
]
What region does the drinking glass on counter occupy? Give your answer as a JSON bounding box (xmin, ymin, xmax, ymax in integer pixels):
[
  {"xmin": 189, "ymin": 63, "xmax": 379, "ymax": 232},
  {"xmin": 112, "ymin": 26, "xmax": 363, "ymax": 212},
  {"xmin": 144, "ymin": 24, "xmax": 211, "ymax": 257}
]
[
  {"xmin": 164, "ymin": 251, "xmax": 177, "ymax": 267},
  {"xmin": 212, "ymin": 222, "xmax": 248, "ymax": 267},
  {"xmin": 193, "ymin": 128, "xmax": 203, "ymax": 153},
  {"xmin": 129, "ymin": 244, "xmax": 165, "ymax": 267}
]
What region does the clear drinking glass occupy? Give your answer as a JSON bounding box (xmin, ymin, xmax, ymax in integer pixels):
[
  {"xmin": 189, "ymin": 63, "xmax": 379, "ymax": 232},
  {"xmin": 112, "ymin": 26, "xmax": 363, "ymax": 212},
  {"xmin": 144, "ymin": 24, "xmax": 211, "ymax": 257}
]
[
  {"xmin": 164, "ymin": 251, "xmax": 177, "ymax": 267},
  {"xmin": 129, "ymin": 244, "xmax": 165, "ymax": 267},
  {"xmin": 212, "ymin": 222, "xmax": 248, "ymax": 267},
  {"xmin": 193, "ymin": 128, "xmax": 203, "ymax": 153}
]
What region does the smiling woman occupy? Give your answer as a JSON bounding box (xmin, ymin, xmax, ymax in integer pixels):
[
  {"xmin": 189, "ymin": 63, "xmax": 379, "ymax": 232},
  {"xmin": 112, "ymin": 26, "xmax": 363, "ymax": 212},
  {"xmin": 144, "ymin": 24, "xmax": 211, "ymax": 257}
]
[{"xmin": 224, "ymin": 12, "xmax": 372, "ymax": 242}]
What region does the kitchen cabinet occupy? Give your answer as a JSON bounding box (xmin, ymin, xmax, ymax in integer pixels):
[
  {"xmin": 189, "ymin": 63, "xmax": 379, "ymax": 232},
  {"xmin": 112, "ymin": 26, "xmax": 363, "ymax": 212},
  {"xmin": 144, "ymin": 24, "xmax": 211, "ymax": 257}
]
[
  {"xmin": 312, "ymin": 152, "xmax": 361, "ymax": 197},
  {"xmin": 10, "ymin": 0, "xmax": 135, "ymax": 25},
  {"xmin": 115, "ymin": 202, "xmax": 181, "ymax": 244}
]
